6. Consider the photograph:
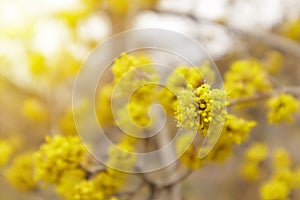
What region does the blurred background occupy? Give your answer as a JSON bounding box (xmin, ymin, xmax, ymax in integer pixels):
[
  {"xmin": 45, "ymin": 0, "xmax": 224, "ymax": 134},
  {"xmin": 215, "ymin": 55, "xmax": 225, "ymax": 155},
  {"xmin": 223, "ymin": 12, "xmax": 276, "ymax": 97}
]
[{"xmin": 0, "ymin": 0, "xmax": 300, "ymax": 199}]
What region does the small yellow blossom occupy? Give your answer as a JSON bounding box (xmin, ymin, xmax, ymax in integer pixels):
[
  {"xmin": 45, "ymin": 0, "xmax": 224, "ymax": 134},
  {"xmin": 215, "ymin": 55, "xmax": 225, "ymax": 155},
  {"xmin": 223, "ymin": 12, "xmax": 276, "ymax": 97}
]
[
  {"xmin": 267, "ymin": 94, "xmax": 299, "ymax": 124},
  {"xmin": 273, "ymin": 148, "xmax": 292, "ymax": 170},
  {"xmin": 0, "ymin": 140, "xmax": 13, "ymax": 166},
  {"xmin": 22, "ymin": 98, "xmax": 48, "ymax": 122},
  {"xmin": 57, "ymin": 169, "xmax": 87, "ymax": 198},
  {"xmin": 260, "ymin": 180, "xmax": 290, "ymax": 200},
  {"xmin": 34, "ymin": 135, "xmax": 86, "ymax": 184},
  {"xmin": 246, "ymin": 143, "xmax": 268, "ymax": 163},
  {"xmin": 6, "ymin": 153, "xmax": 37, "ymax": 191},
  {"xmin": 282, "ymin": 18, "xmax": 300, "ymax": 41},
  {"xmin": 225, "ymin": 59, "xmax": 271, "ymax": 99},
  {"xmin": 240, "ymin": 143, "xmax": 267, "ymax": 181}
]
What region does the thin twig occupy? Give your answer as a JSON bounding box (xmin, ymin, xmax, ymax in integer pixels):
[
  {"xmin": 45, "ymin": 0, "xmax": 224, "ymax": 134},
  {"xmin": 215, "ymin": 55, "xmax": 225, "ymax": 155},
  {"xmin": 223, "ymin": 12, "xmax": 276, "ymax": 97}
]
[{"xmin": 229, "ymin": 86, "xmax": 300, "ymax": 106}]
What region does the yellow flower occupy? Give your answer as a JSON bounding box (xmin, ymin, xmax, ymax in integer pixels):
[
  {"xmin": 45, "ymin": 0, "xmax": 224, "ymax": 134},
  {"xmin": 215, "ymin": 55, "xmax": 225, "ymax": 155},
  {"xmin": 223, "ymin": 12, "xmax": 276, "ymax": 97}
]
[
  {"xmin": 246, "ymin": 143, "xmax": 268, "ymax": 162},
  {"xmin": 68, "ymin": 180, "xmax": 104, "ymax": 200},
  {"xmin": 112, "ymin": 53, "xmax": 152, "ymax": 83},
  {"xmin": 57, "ymin": 169, "xmax": 87, "ymax": 198},
  {"xmin": 158, "ymin": 87, "xmax": 177, "ymax": 115},
  {"xmin": 6, "ymin": 153, "xmax": 37, "ymax": 191},
  {"xmin": 222, "ymin": 114, "xmax": 257, "ymax": 145},
  {"xmin": 292, "ymin": 168, "xmax": 300, "ymax": 189},
  {"xmin": 159, "ymin": 61, "xmax": 215, "ymax": 115},
  {"xmin": 240, "ymin": 143, "xmax": 267, "ymax": 181},
  {"xmin": 282, "ymin": 18, "xmax": 300, "ymax": 41},
  {"xmin": 175, "ymin": 85, "xmax": 199, "ymax": 130},
  {"xmin": 272, "ymin": 168, "xmax": 294, "ymax": 189},
  {"xmin": 34, "ymin": 135, "xmax": 86, "ymax": 184},
  {"xmin": 267, "ymin": 94, "xmax": 299, "ymax": 124},
  {"xmin": 22, "ymin": 98, "xmax": 48, "ymax": 122},
  {"xmin": 260, "ymin": 180, "xmax": 290, "ymax": 200},
  {"xmin": 175, "ymin": 83, "xmax": 228, "ymax": 136},
  {"xmin": 0, "ymin": 140, "xmax": 13, "ymax": 166},
  {"xmin": 28, "ymin": 52, "xmax": 47, "ymax": 76},
  {"xmin": 225, "ymin": 59, "xmax": 271, "ymax": 99},
  {"xmin": 272, "ymin": 148, "xmax": 291, "ymax": 170},
  {"xmin": 241, "ymin": 161, "xmax": 260, "ymax": 181},
  {"xmin": 93, "ymin": 170, "xmax": 125, "ymax": 197}
]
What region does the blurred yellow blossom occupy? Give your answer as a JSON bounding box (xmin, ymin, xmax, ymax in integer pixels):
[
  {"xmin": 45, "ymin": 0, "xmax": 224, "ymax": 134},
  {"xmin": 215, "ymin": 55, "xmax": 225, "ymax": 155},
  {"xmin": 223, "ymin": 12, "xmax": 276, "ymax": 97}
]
[
  {"xmin": 267, "ymin": 94, "xmax": 299, "ymax": 124},
  {"xmin": 260, "ymin": 180, "xmax": 290, "ymax": 200},
  {"xmin": 34, "ymin": 135, "xmax": 86, "ymax": 184},
  {"xmin": 6, "ymin": 153, "xmax": 37, "ymax": 191},
  {"xmin": 0, "ymin": 140, "xmax": 13, "ymax": 167},
  {"xmin": 22, "ymin": 98, "xmax": 48, "ymax": 122}
]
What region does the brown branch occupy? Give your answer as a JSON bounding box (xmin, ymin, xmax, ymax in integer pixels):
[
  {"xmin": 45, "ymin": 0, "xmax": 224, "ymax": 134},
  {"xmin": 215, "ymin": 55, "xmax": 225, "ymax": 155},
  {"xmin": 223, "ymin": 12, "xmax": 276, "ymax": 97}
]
[
  {"xmin": 149, "ymin": 8, "xmax": 300, "ymax": 59},
  {"xmin": 229, "ymin": 86, "xmax": 300, "ymax": 106},
  {"xmin": 157, "ymin": 170, "xmax": 193, "ymax": 190},
  {"xmin": 117, "ymin": 182, "xmax": 147, "ymax": 200},
  {"xmin": 130, "ymin": 167, "xmax": 193, "ymax": 199}
]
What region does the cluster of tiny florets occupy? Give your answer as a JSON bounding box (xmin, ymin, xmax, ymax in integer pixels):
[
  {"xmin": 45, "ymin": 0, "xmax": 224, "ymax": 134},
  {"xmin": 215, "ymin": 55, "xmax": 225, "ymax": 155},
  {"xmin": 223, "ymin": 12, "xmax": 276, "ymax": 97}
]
[
  {"xmin": 267, "ymin": 94, "xmax": 299, "ymax": 124},
  {"xmin": 34, "ymin": 135, "xmax": 86, "ymax": 184}
]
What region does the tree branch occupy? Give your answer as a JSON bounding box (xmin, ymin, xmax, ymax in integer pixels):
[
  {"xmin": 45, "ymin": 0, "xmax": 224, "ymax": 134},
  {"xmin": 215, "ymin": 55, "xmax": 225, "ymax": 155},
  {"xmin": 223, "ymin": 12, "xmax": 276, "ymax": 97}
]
[
  {"xmin": 149, "ymin": 8, "xmax": 300, "ymax": 59},
  {"xmin": 229, "ymin": 86, "xmax": 300, "ymax": 106},
  {"xmin": 158, "ymin": 170, "xmax": 193, "ymax": 190}
]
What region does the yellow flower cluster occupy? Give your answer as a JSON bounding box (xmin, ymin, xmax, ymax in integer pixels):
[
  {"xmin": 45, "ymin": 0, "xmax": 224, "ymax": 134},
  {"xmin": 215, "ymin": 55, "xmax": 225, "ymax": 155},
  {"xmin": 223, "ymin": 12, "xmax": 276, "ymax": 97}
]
[
  {"xmin": 282, "ymin": 18, "xmax": 300, "ymax": 41},
  {"xmin": 175, "ymin": 83, "xmax": 228, "ymax": 136},
  {"xmin": 116, "ymin": 98, "xmax": 152, "ymax": 133},
  {"xmin": 6, "ymin": 153, "xmax": 37, "ymax": 191},
  {"xmin": 57, "ymin": 168, "xmax": 87, "ymax": 198},
  {"xmin": 259, "ymin": 148, "xmax": 300, "ymax": 200},
  {"xmin": 22, "ymin": 98, "xmax": 48, "ymax": 122},
  {"xmin": 167, "ymin": 62, "xmax": 213, "ymax": 90},
  {"xmin": 34, "ymin": 135, "xmax": 86, "ymax": 184},
  {"xmin": 110, "ymin": 53, "xmax": 158, "ymax": 130},
  {"xmin": 59, "ymin": 170, "xmax": 121, "ymax": 200},
  {"xmin": 29, "ymin": 52, "xmax": 47, "ymax": 76},
  {"xmin": 205, "ymin": 114, "xmax": 256, "ymax": 162},
  {"xmin": 225, "ymin": 59, "xmax": 271, "ymax": 99},
  {"xmin": 112, "ymin": 53, "xmax": 152, "ymax": 83},
  {"xmin": 70, "ymin": 180, "xmax": 104, "ymax": 200},
  {"xmin": 29, "ymin": 49, "xmax": 81, "ymax": 83},
  {"xmin": 222, "ymin": 115, "xmax": 257, "ymax": 145},
  {"xmin": 241, "ymin": 143, "xmax": 268, "ymax": 181},
  {"xmin": 92, "ymin": 169, "xmax": 125, "ymax": 197},
  {"xmin": 159, "ymin": 62, "xmax": 215, "ymax": 114},
  {"xmin": 57, "ymin": 167, "xmax": 123, "ymax": 200},
  {"xmin": 267, "ymin": 94, "xmax": 299, "ymax": 124},
  {"xmin": 260, "ymin": 180, "xmax": 290, "ymax": 200},
  {"xmin": 174, "ymin": 86, "xmax": 199, "ymax": 130},
  {"xmin": 57, "ymin": 137, "xmax": 134, "ymax": 200},
  {"xmin": 240, "ymin": 146, "xmax": 300, "ymax": 200},
  {"xmin": 176, "ymin": 114, "xmax": 256, "ymax": 169},
  {"xmin": 0, "ymin": 140, "xmax": 13, "ymax": 166}
]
